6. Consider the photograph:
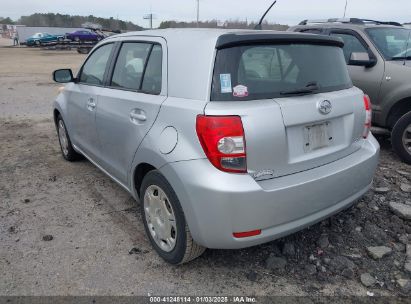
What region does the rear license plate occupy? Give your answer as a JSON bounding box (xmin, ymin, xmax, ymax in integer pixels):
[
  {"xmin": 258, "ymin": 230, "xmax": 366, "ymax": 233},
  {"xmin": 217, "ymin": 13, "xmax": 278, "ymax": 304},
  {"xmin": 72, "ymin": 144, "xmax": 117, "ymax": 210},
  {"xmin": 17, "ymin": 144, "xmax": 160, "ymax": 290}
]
[{"xmin": 304, "ymin": 122, "xmax": 332, "ymax": 152}]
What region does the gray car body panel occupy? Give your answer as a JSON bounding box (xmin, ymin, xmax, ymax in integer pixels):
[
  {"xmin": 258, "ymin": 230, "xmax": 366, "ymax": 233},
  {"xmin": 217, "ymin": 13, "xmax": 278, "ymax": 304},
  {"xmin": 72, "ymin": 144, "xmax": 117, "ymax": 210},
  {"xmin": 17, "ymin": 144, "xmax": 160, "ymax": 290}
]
[
  {"xmin": 53, "ymin": 28, "xmax": 379, "ymax": 249},
  {"xmin": 289, "ymin": 23, "xmax": 411, "ymax": 128}
]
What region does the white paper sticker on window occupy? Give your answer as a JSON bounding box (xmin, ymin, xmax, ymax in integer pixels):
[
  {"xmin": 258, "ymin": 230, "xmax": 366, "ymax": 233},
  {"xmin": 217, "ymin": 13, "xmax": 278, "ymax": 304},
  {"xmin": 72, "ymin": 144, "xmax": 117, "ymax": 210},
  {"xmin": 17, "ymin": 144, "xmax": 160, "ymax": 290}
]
[{"xmin": 220, "ymin": 74, "xmax": 232, "ymax": 93}]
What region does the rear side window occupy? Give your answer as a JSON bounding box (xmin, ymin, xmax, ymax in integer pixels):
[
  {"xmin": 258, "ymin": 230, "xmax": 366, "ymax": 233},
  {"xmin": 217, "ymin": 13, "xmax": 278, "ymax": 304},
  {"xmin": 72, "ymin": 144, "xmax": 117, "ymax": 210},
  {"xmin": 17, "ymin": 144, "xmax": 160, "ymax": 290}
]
[
  {"xmin": 79, "ymin": 43, "xmax": 114, "ymax": 85},
  {"xmin": 111, "ymin": 42, "xmax": 162, "ymax": 94},
  {"xmin": 111, "ymin": 43, "xmax": 152, "ymax": 91},
  {"xmin": 142, "ymin": 45, "xmax": 163, "ymax": 94},
  {"xmin": 330, "ymin": 33, "xmax": 368, "ymax": 63},
  {"xmin": 211, "ymin": 44, "xmax": 352, "ymax": 101}
]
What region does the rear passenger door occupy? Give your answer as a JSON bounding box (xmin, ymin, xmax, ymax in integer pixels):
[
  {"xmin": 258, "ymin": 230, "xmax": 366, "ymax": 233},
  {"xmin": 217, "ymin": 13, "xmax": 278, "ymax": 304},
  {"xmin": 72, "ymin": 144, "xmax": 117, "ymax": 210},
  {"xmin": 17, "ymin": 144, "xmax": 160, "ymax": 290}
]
[
  {"xmin": 329, "ymin": 30, "xmax": 384, "ymax": 104},
  {"xmin": 96, "ymin": 38, "xmax": 167, "ymax": 186}
]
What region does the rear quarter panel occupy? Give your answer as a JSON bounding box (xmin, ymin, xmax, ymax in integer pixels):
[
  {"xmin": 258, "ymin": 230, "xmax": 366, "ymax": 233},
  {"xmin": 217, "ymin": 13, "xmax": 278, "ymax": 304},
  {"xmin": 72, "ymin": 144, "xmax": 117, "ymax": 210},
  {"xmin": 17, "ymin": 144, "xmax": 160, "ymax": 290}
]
[{"xmin": 129, "ymin": 96, "xmax": 208, "ymax": 196}]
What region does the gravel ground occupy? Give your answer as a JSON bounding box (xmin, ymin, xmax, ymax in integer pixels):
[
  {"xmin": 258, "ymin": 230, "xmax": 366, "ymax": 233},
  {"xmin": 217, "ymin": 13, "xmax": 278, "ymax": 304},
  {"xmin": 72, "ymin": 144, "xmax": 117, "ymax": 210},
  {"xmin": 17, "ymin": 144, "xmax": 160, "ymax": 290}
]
[{"xmin": 0, "ymin": 41, "xmax": 411, "ymax": 296}]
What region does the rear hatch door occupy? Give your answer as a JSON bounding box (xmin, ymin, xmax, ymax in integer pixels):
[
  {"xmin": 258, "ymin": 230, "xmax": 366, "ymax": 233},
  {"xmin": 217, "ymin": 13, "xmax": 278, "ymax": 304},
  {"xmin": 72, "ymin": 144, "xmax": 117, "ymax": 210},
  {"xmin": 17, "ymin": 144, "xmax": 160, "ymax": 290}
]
[{"xmin": 208, "ymin": 33, "xmax": 366, "ymax": 179}]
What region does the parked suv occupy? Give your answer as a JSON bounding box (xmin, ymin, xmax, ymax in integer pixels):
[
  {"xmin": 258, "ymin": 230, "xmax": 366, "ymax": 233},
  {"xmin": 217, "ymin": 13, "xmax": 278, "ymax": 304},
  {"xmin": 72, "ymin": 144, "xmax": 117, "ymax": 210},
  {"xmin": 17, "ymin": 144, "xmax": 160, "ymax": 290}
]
[
  {"xmin": 52, "ymin": 29, "xmax": 379, "ymax": 264},
  {"xmin": 290, "ymin": 18, "xmax": 411, "ymax": 164}
]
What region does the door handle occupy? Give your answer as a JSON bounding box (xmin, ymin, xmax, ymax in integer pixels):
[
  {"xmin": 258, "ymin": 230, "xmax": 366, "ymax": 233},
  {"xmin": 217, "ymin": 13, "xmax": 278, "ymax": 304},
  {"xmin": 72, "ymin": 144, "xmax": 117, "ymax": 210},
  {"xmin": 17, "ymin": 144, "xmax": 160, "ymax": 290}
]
[
  {"xmin": 130, "ymin": 109, "xmax": 147, "ymax": 124},
  {"xmin": 87, "ymin": 97, "xmax": 96, "ymax": 111}
]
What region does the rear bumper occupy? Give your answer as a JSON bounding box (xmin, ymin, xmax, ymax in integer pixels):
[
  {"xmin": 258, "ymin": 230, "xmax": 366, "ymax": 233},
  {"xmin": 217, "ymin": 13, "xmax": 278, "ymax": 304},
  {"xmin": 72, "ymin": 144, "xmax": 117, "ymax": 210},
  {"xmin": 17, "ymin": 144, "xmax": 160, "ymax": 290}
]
[{"xmin": 160, "ymin": 136, "xmax": 380, "ymax": 249}]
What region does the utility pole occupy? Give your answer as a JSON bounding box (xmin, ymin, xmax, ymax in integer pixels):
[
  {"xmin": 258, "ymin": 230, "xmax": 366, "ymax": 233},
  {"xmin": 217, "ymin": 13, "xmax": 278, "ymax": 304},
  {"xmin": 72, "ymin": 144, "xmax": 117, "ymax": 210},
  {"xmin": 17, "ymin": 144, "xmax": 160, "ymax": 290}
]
[
  {"xmin": 143, "ymin": 13, "xmax": 154, "ymax": 29},
  {"xmin": 196, "ymin": 0, "xmax": 200, "ymax": 27},
  {"xmin": 343, "ymin": 0, "xmax": 348, "ymax": 18}
]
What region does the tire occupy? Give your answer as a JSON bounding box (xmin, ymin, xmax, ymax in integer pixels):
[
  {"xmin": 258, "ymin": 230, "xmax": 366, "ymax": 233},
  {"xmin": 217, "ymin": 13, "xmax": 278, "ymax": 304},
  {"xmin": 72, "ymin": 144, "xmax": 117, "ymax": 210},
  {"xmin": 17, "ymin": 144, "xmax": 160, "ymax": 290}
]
[
  {"xmin": 392, "ymin": 111, "xmax": 411, "ymax": 164},
  {"xmin": 74, "ymin": 36, "xmax": 80, "ymax": 42},
  {"xmin": 56, "ymin": 115, "xmax": 81, "ymax": 161},
  {"xmin": 140, "ymin": 170, "xmax": 206, "ymax": 264},
  {"xmin": 58, "ymin": 37, "xmax": 63, "ymax": 42},
  {"xmin": 35, "ymin": 40, "xmax": 40, "ymax": 46}
]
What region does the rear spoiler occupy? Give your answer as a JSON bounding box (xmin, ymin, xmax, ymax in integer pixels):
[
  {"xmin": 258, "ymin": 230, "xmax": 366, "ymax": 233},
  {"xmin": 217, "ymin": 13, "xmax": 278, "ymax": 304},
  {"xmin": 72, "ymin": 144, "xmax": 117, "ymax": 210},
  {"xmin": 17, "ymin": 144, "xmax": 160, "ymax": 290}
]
[{"xmin": 215, "ymin": 33, "xmax": 344, "ymax": 49}]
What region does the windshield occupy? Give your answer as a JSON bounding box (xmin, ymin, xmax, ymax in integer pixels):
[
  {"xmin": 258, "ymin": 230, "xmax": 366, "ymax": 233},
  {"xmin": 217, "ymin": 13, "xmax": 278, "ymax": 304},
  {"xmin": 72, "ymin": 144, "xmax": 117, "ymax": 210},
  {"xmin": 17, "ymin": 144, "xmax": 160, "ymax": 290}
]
[
  {"xmin": 366, "ymin": 27, "xmax": 411, "ymax": 60},
  {"xmin": 211, "ymin": 44, "xmax": 352, "ymax": 101}
]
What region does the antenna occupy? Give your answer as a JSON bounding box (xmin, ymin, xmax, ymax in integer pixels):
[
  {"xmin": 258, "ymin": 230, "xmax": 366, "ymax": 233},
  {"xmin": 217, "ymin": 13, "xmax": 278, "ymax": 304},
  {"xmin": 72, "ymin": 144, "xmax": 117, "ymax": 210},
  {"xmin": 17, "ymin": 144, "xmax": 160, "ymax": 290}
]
[
  {"xmin": 196, "ymin": 0, "xmax": 200, "ymax": 27},
  {"xmin": 255, "ymin": 0, "xmax": 277, "ymax": 30},
  {"xmin": 343, "ymin": 0, "xmax": 348, "ymax": 18}
]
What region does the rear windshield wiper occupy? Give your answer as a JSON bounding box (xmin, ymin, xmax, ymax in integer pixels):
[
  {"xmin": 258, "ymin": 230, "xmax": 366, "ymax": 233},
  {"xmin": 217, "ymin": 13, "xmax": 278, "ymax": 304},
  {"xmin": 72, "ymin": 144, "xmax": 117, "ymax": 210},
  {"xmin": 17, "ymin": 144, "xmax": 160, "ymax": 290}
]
[{"xmin": 280, "ymin": 81, "xmax": 320, "ymax": 96}]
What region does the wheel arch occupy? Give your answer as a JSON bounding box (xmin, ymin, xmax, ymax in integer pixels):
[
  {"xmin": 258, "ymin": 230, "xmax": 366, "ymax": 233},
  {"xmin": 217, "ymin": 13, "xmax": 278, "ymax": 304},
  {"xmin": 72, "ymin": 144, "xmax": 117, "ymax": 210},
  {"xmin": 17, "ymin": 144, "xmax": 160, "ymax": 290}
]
[
  {"xmin": 386, "ymin": 97, "xmax": 411, "ymax": 129},
  {"xmin": 53, "ymin": 108, "xmax": 61, "ymax": 127},
  {"xmin": 133, "ymin": 162, "xmax": 157, "ymax": 197}
]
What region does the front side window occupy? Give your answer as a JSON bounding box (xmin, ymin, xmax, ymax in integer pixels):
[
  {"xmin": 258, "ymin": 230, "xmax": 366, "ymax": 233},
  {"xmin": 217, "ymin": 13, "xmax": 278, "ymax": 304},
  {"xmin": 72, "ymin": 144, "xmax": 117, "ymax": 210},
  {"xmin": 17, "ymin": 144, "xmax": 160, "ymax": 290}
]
[
  {"xmin": 366, "ymin": 28, "xmax": 411, "ymax": 60},
  {"xmin": 331, "ymin": 33, "xmax": 368, "ymax": 63},
  {"xmin": 111, "ymin": 43, "xmax": 151, "ymax": 91},
  {"xmin": 211, "ymin": 44, "xmax": 352, "ymax": 101},
  {"xmin": 79, "ymin": 43, "xmax": 114, "ymax": 85}
]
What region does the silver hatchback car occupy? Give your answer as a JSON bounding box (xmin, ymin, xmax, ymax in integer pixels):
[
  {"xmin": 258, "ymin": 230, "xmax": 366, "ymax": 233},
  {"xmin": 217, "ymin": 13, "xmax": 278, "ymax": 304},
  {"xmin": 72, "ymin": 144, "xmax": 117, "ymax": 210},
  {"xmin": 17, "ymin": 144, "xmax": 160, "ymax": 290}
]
[{"xmin": 52, "ymin": 29, "xmax": 380, "ymax": 264}]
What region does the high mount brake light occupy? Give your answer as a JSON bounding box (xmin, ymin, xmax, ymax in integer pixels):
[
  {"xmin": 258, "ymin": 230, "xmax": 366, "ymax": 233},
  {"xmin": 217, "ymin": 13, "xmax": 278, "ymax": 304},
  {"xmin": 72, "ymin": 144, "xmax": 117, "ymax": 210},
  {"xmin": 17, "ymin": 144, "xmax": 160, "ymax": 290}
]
[
  {"xmin": 363, "ymin": 94, "xmax": 372, "ymax": 139},
  {"xmin": 196, "ymin": 115, "xmax": 247, "ymax": 173}
]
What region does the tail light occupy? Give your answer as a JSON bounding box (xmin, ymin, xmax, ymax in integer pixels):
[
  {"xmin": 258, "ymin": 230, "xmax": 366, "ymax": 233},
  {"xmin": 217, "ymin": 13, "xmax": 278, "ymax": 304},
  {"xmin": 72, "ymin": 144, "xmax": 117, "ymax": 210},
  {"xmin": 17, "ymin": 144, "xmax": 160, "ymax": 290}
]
[
  {"xmin": 196, "ymin": 115, "xmax": 247, "ymax": 173},
  {"xmin": 363, "ymin": 94, "xmax": 372, "ymax": 138}
]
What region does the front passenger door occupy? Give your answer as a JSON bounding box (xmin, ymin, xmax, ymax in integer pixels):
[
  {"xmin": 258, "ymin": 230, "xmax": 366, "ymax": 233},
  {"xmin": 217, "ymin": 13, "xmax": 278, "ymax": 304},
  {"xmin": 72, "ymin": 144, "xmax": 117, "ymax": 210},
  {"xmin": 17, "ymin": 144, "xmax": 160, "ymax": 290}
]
[{"xmin": 66, "ymin": 43, "xmax": 114, "ymax": 159}]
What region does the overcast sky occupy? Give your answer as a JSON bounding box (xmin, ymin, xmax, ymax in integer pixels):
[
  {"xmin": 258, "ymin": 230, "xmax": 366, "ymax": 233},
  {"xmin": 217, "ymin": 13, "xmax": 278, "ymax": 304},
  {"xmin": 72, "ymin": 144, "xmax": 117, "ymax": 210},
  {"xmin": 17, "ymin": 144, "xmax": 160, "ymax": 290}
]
[{"xmin": 2, "ymin": 0, "xmax": 411, "ymax": 28}]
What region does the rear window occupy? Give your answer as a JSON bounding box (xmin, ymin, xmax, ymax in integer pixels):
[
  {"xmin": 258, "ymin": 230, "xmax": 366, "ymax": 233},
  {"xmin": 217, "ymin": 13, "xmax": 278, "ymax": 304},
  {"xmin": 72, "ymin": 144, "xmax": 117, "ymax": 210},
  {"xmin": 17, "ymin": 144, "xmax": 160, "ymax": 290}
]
[{"xmin": 211, "ymin": 44, "xmax": 352, "ymax": 101}]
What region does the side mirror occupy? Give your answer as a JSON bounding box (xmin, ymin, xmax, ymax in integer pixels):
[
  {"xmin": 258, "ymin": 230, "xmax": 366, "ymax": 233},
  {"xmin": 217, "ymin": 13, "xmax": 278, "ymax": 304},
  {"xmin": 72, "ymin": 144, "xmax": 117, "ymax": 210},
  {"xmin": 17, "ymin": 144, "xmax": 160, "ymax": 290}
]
[
  {"xmin": 53, "ymin": 69, "xmax": 74, "ymax": 83},
  {"xmin": 348, "ymin": 52, "xmax": 377, "ymax": 68}
]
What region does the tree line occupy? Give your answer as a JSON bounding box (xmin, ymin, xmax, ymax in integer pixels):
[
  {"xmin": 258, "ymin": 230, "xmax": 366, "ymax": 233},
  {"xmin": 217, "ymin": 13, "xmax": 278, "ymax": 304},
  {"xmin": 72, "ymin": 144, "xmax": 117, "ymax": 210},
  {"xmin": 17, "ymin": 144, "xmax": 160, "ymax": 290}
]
[
  {"xmin": 1, "ymin": 14, "xmax": 289, "ymax": 31},
  {"xmin": 159, "ymin": 20, "xmax": 289, "ymax": 30},
  {"xmin": 0, "ymin": 13, "xmax": 143, "ymax": 31}
]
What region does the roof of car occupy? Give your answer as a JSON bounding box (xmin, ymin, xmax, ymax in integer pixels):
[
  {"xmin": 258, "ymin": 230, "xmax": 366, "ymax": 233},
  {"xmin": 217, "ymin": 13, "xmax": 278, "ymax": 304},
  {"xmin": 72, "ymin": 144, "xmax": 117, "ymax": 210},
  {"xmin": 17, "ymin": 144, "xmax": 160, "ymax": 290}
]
[
  {"xmin": 296, "ymin": 23, "xmax": 400, "ymax": 29},
  {"xmin": 114, "ymin": 28, "xmax": 246, "ymax": 38},
  {"xmin": 109, "ymin": 27, "xmax": 343, "ymax": 43},
  {"xmin": 107, "ymin": 28, "xmax": 343, "ymax": 52},
  {"xmin": 292, "ymin": 19, "xmax": 404, "ymax": 31}
]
